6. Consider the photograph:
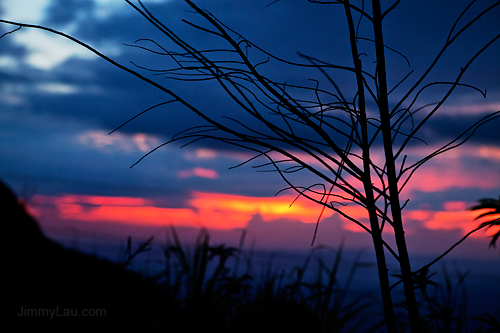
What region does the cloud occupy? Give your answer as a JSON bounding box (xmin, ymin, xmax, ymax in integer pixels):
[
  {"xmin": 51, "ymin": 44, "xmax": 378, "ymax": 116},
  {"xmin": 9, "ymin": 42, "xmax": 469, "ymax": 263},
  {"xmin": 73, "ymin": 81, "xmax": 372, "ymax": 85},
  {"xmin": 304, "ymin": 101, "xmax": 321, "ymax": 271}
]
[
  {"xmin": 177, "ymin": 167, "xmax": 218, "ymax": 179},
  {"xmin": 476, "ymin": 145, "xmax": 500, "ymax": 161},
  {"xmin": 438, "ymin": 102, "xmax": 500, "ymax": 116},
  {"xmin": 78, "ymin": 130, "xmax": 161, "ymax": 153},
  {"xmin": 0, "ymin": 55, "xmax": 20, "ymax": 72},
  {"xmin": 56, "ymin": 194, "xmax": 155, "ymax": 207},
  {"xmin": 29, "ymin": 191, "xmax": 499, "ymax": 258},
  {"xmin": 36, "ymin": 82, "xmax": 79, "ymax": 94},
  {"xmin": 10, "ymin": 29, "xmax": 97, "ymax": 70},
  {"xmin": 400, "ymin": 200, "xmax": 500, "ymax": 240},
  {"xmin": 2, "ymin": 0, "xmax": 499, "ymax": 150},
  {"xmin": 424, "ymin": 210, "xmax": 477, "ymax": 233},
  {"xmin": 31, "ymin": 191, "xmax": 334, "ymax": 230},
  {"xmin": 188, "ymin": 192, "xmax": 333, "ymax": 225},
  {"xmin": 403, "ymin": 167, "xmax": 500, "ymax": 193},
  {"xmin": 396, "ymin": 143, "xmax": 500, "ymax": 196},
  {"xmin": 51, "ymin": 195, "xmax": 199, "ymax": 227},
  {"xmin": 2, "ymin": 0, "xmax": 52, "ymax": 24},
  {"xmin": 183, "ymin": 148, "xmax": 218, "ymax": 160},
  {"xmin": 91, "ymin": 0, "xmax": 172, "ymax": 20},
  {"xmin": 403, "ymin": 144, "xmax": 500, "ymax": 163}
]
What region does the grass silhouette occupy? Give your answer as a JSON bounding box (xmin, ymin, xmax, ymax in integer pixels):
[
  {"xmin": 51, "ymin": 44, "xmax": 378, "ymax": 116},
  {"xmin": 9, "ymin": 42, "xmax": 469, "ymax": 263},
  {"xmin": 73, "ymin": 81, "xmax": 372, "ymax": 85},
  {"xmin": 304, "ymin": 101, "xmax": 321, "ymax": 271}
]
[
  {"xmin": 158, "ymin": 227, "xmax": 376, "ymax": 332},
  {"xmin": 1, "ymin": 180, "xmax": 498, "ymax": 332}
]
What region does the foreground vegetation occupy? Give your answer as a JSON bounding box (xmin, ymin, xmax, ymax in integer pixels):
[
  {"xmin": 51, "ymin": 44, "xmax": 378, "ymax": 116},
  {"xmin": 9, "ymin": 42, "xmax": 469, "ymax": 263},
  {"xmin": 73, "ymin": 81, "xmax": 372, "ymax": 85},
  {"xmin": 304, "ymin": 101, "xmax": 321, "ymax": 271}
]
[
  {"xmin": 4, "ymin": 226, "xmax": 499, "ymax": 333},
  {"xmin": 117, "ymin": 227, "xmax": 498, "ymax": 333}
]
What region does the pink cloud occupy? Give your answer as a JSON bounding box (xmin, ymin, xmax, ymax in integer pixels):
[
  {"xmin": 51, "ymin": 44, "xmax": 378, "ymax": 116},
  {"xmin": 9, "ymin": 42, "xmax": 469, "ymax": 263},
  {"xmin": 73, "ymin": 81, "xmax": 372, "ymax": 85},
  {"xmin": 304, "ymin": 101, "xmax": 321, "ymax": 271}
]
[
  {"xmin": 401, "ymin": 166, "xmax": 500, "ymax": 193},
  {"xmin": 177, "ymin": 167, "xmax": 219, "ymax": 179}
]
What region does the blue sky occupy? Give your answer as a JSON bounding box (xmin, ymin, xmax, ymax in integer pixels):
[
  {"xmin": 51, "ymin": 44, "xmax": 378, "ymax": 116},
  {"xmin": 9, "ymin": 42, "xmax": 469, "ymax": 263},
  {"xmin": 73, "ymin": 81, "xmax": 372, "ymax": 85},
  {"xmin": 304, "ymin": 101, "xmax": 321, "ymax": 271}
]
[{"xmin": 1, "ymin": 0, "xmax": 500, "ymax": 258}]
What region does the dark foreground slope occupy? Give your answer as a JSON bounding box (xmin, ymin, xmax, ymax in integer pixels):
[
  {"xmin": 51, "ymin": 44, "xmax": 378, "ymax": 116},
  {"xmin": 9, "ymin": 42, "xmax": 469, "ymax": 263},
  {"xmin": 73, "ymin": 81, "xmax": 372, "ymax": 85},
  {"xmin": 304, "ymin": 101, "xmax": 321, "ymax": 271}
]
[{"xmin": 0, "ymin": 181, "xmax": 174, "ymax": 332}]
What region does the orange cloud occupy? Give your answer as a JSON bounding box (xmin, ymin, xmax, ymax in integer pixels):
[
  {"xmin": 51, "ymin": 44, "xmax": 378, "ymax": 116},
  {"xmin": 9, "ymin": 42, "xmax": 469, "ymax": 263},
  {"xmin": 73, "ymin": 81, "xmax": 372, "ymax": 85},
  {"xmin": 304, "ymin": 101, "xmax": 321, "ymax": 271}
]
[
  {"xmin": 189, "ymin": 192, "xmax": 333, "ymax": 224},
  {"xmin": 424, "ymin": 210, "xmax": 477, "ymax": 233},
  {"xmin": 35, "ymin": 192, "xmax": 334, "ymax": 230},
  {"xmin": 423, "ymin": 209, "xmax": 500, "ymax": 238},
  {"xmin": 77, "ymin": 206, "xmax": 198, "ymax": 225},
  {"xmin": 337, "ymin": 200, "xmax": 489, "ymax": 236},
  {"xmin": 401, "ymin": 201, "xmax": 497, "ymax": 238},
  {"xmin": 48, "ymin": 195, "xmax": 199, "ymax": 227},
  {"xmin": 31, "ymin": 191, "xmax": 497, "ymax": 239}
]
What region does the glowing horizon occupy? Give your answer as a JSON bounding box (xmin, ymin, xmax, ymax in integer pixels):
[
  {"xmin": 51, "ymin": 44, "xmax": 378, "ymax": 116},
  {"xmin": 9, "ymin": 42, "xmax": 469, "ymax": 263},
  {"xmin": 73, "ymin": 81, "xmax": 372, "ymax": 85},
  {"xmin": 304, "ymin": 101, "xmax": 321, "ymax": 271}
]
[{"xmin": 28, "ymin": 191, "xmax": 498, "ymax": 238}]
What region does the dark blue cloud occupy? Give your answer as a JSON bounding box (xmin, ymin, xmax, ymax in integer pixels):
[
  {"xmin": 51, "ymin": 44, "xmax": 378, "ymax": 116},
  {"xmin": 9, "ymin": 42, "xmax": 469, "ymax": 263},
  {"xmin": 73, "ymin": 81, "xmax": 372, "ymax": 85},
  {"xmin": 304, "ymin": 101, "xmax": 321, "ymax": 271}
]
[
  {"xmin": 44, "ymin": 0, "xmax": 94, "ymax": 26},
  {"xmin": 4, "ymin": 0, "xmax": 499, "ymax": 141},
  {"xmin": 424, "ymin": 113, "xmax": 500, "ymax": 144},
  {"xmin": 1, "ymin": 0, "xmax": 499, "ymax": 204}
]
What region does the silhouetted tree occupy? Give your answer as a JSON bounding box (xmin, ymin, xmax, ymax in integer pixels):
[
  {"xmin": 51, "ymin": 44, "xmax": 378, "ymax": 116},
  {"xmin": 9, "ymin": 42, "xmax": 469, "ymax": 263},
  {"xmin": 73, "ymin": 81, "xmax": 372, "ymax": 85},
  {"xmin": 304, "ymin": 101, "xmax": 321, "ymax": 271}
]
[
  {"xmin": 470, "ymin": 196, "xmax": 500, "ymax": 248},
  {"xmin": 2, "ymin": 1, "xmax": 500, "ymax": 331}
]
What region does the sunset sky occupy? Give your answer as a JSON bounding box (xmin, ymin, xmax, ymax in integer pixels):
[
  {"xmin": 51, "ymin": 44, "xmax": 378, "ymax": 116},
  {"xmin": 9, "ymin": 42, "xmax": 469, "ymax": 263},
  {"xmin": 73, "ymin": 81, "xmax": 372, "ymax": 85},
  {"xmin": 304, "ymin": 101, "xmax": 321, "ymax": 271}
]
[{"xmin": 1, "ymin": 0, "xmax": 500, "ymax": 264}]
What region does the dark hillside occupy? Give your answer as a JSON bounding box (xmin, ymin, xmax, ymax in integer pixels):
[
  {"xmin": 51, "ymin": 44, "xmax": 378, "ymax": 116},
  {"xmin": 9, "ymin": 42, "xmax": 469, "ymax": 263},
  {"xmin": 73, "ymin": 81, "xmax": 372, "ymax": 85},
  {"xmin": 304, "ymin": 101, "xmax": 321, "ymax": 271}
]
[{"xmin": 0, "ymin": 181, "xmax": 172, "ymax": 332}]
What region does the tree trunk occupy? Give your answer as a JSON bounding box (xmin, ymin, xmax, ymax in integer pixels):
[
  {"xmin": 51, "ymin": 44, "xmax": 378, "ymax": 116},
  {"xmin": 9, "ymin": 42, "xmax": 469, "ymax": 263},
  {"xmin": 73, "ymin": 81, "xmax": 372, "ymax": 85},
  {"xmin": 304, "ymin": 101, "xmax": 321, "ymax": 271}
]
[
  {"xmin": 371, "ymin": 1, "xmax": 421, "ymax": 332},
  {"xmin": 343, "ymin": 2, "xmax": 398, "ymax": 331}
]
